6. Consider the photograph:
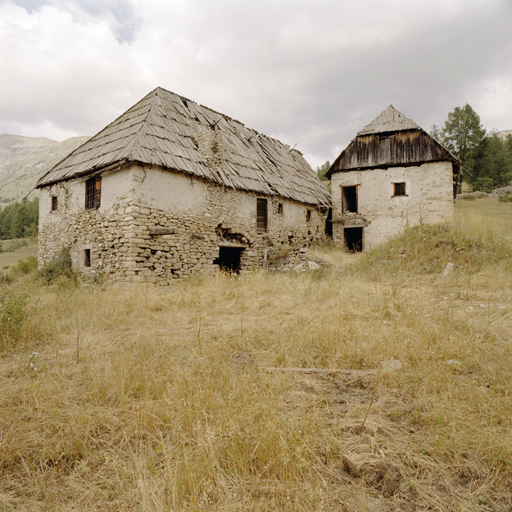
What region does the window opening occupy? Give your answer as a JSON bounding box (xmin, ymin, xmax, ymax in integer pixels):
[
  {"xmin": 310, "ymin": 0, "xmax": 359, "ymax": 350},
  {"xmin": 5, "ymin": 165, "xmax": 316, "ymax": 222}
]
[
  {"xmin": 84, "ymin": 249, "xmax": 91, "ymax": 267},
  {"xmin": 256, "ymin": 198, "xmax": 268, "ymax": 232},
  {"xmin": 214, "ymin": 247, "xmax": 244, "ymax": 273},
  {"xmin": 342, "ymin": 186, "xmax": 358, "ymax": 213},
  {"xmin": 306, "ymin": 209, "xmax": 311, "ymax": 222},
  {"xmin": 51, "ymin": 196, "xmax": 58, "ymax": 211},
  {"xmin": 344, "ymin": 227, "xmax": 363, "ymax": 252},
  {"xmin": 85, "ymin": 176, "xmax": 101, "ymax": 210},
  {"xmin": 277, "ymin": 203, "xmax": 283, "ymax": 214},
  {"xmin": 393, "ymin": 182, "xmax": 406, "ymax": 196}
]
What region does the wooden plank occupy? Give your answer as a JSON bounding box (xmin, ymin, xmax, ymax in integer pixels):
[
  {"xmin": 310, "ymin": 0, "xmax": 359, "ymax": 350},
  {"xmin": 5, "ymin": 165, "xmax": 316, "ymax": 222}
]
[
  {"xmin": 263, "ymin": 367, "xmax": 377, "ymax": 376},
  {"xmin": 149, "ymin": 227, "xmax": 178, "ymax": 235}
]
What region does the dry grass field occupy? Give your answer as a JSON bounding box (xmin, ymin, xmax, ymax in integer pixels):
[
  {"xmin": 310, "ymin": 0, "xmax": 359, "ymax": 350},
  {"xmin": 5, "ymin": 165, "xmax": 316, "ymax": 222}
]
[{"xmin": 1, "ymin": 198, "xmax": 511, "ymax": 511}]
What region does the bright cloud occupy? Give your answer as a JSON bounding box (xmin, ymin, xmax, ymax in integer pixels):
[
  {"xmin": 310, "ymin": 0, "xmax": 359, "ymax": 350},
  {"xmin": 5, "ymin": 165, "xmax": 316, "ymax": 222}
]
[{"xmin": 1, "ymin": 0, "xmax": 511, "ymax": 168}]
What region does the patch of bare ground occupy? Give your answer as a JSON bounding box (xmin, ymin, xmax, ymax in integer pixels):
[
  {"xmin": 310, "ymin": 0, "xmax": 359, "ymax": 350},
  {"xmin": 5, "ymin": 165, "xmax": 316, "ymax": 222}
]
[{"xmin": 0, "ymin": 198, "xmax": 511, "ymax": 510}]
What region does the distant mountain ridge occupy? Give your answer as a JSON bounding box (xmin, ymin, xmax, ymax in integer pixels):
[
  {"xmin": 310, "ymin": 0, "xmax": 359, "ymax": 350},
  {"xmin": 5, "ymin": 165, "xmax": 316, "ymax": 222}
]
[{"xmin": 0, "ymin": 134, "xmax": 89, "ymax": 205}]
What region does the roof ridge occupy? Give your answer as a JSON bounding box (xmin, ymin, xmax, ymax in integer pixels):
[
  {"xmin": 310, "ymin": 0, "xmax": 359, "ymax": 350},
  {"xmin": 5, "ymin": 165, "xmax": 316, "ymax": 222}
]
[{"xmin": 357, "ymin": 105, "xmax": 419, "ymax": 135}]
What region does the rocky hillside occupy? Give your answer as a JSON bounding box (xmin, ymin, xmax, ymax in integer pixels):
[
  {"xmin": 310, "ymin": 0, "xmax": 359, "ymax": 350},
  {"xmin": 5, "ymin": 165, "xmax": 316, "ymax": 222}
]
[{"xmin": 0, "ymin": 134, "xmax": 89, "ymax": 205}]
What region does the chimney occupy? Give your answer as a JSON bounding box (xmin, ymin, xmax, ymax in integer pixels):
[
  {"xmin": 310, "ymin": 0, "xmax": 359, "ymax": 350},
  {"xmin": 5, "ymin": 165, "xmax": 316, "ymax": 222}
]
[{"xmin": 196, "ymin": 129, "xmax": 223, "ymax": 169}]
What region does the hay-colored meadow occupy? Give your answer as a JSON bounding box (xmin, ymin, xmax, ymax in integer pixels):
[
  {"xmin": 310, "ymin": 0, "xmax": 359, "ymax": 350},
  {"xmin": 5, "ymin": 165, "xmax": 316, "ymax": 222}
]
[{"xmin": 1, "ymin": 197, "xmax": 511, "ymax": 511}]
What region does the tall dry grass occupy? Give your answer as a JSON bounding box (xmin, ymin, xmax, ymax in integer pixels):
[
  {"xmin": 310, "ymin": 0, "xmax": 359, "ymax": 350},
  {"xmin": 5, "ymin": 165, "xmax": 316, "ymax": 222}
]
[{"xmin": 1, "ymin": 197, "xmax": 511, "ymax": 511}]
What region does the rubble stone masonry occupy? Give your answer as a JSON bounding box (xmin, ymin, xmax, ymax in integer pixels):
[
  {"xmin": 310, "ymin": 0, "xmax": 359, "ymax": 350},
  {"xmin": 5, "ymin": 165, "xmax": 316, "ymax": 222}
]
[{"xmin": 38, "ymin": 165, "xmax": 327, "ymax": 284}]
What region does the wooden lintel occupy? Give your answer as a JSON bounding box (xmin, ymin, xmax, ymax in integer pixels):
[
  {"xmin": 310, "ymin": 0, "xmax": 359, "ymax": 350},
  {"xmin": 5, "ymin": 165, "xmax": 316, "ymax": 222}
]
[
  {"xmin": 149, "ymin": 227, "xmax": 178, "ymax": 235},
  {"xmin": 218, "ymin": 242, "xmax": 247, "ymax": 248}
]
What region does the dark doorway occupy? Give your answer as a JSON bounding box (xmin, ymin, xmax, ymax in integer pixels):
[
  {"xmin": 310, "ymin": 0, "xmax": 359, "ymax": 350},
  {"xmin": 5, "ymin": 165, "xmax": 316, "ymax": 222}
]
[
  {"xmin": 215, "ymin": 247, "xmax": 244, "ymax": 273},
  {"xmin": 344, "ymin": 227, "xmax": 363, "ymax": 252},
  {"xmin": 325, "ymin": 208, "xmax": 333, "ymax": 237}
]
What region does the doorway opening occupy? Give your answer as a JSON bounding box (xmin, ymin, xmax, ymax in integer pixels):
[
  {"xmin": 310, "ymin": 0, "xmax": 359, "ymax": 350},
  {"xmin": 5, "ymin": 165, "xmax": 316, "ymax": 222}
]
[
  {"xmin": 325, "ymin": 208, "xmax": 333, "ymax": 237},
  {"xmin": 344, "ymin": 227, "xmax": 363, "ymax": 252},
  {"xmin": 214, "ymin": 247, "xmax": 244, "ymax": 273}
]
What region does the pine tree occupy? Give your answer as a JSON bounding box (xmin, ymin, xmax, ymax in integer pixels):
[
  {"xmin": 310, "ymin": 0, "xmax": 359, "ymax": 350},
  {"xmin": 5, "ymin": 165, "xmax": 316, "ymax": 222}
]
[{"xmin": 437, "ymin": 104, "xmax": 486, "ymax": 166}]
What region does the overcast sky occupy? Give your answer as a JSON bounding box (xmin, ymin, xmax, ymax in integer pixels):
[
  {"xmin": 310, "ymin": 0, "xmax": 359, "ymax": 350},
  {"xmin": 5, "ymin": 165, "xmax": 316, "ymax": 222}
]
[{"xmin": 1, "ymin": 0, "xmax": 511, "ymax": 168}]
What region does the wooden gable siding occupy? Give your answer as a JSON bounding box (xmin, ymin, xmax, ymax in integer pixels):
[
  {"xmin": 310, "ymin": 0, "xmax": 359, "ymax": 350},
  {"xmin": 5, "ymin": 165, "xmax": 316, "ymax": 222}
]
[{"xmin": 331, "ymin": 130, "xmax": 454, "ymax": 173}]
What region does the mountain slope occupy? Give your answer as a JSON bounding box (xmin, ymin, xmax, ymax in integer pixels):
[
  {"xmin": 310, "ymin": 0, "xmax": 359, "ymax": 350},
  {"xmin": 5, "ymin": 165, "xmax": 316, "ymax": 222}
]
[{"xmin": 0, "ymin": 134, "xmax": 89, "ymax": 204}]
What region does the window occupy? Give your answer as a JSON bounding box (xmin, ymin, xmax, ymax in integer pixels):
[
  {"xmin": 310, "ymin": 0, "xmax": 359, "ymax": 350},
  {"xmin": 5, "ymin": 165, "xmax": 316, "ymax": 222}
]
[
  {"xmin": 85, "ymin": 176, "xmax": 101, "ymax": 210},
  {"xmin": 342, "ymin": 186, "xmax": 358, "ymax": 213},
  {"xmin": 84, "ymin": 249, "xmax": 91, "ymax": 267},
  {"xmin": 51, "ymin": 195, "xmax": 58, "ymax": 211},
  {"xmin": 256, "ymin": 198, "xmax": 268, "ymax": 232},
  {"xmin": 306, "ymin": 209, "xmax": 311, "ymax": 222},
  {"xmin": 277, "ymin": 203, "xmax": 283, "ymax": 214},
  {"xmin": 393, "ymin": 182, "xmax": 406, "ymax": 196}
]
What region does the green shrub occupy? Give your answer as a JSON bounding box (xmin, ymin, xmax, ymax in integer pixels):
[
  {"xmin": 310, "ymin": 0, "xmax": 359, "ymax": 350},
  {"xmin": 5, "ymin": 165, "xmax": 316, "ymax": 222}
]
[
  {"xmin": 11, "ymin": 256, "xmax": 38, "ymax": 276},
  {"xmin": 498, "ymin": 194, "xmax": 512, "ymax": 203},
  {"xmin": 0, "ymin": 272, "xmax": 12, "ymax": 284},
  {"xmin": 37, "ymin": 248, "xmax": 79, "ymax": 286},
  {"xmin": 471, "ymin": 177, "xmax": 495, "ymax": 193}
]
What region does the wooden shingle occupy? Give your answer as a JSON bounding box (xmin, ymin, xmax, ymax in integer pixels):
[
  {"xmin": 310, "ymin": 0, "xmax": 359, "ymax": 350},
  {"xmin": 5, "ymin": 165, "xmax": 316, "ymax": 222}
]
[{"xmin": 36, "ymin": 87, "xmax": 330, "ymax": 208}]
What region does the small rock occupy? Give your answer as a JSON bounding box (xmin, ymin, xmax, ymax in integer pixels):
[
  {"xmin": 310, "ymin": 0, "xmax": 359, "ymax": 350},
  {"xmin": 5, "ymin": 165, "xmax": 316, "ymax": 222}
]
[
  {"xmin": 307, "ymin": 261, "xmax": 320, "ymax": 270},
  {"xmin": 381, "ymin": 359, "xmax": 402, "ymax": 372},
  {"xmin": 232, "ymin": 352, "xmax": 251, "ymax": 366},
  {"xmin": 445, "ymin": 359, "xmax": 461, "ymax": 366},
  {"xmin": 442, "ymin": 262, "xmax": 454, "ymax": 276},
  {"xmin": 342, "ymin": 455, "xmax": 362, "ymax": 477}
]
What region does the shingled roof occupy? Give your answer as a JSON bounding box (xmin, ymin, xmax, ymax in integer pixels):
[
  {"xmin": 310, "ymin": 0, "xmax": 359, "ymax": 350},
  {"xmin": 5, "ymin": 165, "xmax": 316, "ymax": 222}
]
[
  {"xmin": 357, "ymin": 105, "xmax": 420, "ymax": 135},
  {"xmin": 36, "ymin": 87, "xmax": 330, "ymax": 207}
]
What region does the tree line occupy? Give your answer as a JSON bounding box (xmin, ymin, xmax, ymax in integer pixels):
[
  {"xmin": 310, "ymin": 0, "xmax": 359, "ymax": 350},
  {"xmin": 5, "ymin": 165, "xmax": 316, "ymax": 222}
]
[
  {"xmin": 431, "ymin": 104, "xmax": 512, "ymax": 192},
  {"xmin": 0, "ymin": 198, "xmax": 39, "ymax": 239}
]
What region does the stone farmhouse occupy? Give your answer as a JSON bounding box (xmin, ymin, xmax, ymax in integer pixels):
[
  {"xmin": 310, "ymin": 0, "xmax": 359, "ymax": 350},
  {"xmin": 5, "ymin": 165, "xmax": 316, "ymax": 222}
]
[
  {"xmin": 325, "ymin": 106, "xmax": 460, "ymax": 251},
  {"xmin": 36, "ymin": 87, "xmax": 331, "ymax": 283}
]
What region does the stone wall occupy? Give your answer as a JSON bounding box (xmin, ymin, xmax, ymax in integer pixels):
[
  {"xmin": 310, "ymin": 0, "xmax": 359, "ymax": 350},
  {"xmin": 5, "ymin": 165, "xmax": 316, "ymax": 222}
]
[
  {"xmin": 330, "ymin": 161, "xmax": 454, "ymax": 250},
  {"xmin": 38, "ymin": 165, "xmax": 327, "ymax": 284}
]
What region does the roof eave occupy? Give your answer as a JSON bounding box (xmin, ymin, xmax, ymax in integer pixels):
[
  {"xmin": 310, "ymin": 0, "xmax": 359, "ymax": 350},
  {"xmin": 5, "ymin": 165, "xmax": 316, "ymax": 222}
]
[{"xmin": 35, "ymin": 159, "xmax": 131, "ymax": 189}]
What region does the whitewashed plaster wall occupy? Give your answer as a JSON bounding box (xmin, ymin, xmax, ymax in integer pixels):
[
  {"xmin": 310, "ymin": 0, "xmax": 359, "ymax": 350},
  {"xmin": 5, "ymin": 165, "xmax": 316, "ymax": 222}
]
[
  {"xmin": 39, "ymin": 167, "xmax": 135, "ymax": 222},
  {"xmin": 331, "ymin": 161, "xmax": 454, "ymax": 250},
  {"xmin": 134, "ymin": 167, "xmax": 322, "ymax": 236}
]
